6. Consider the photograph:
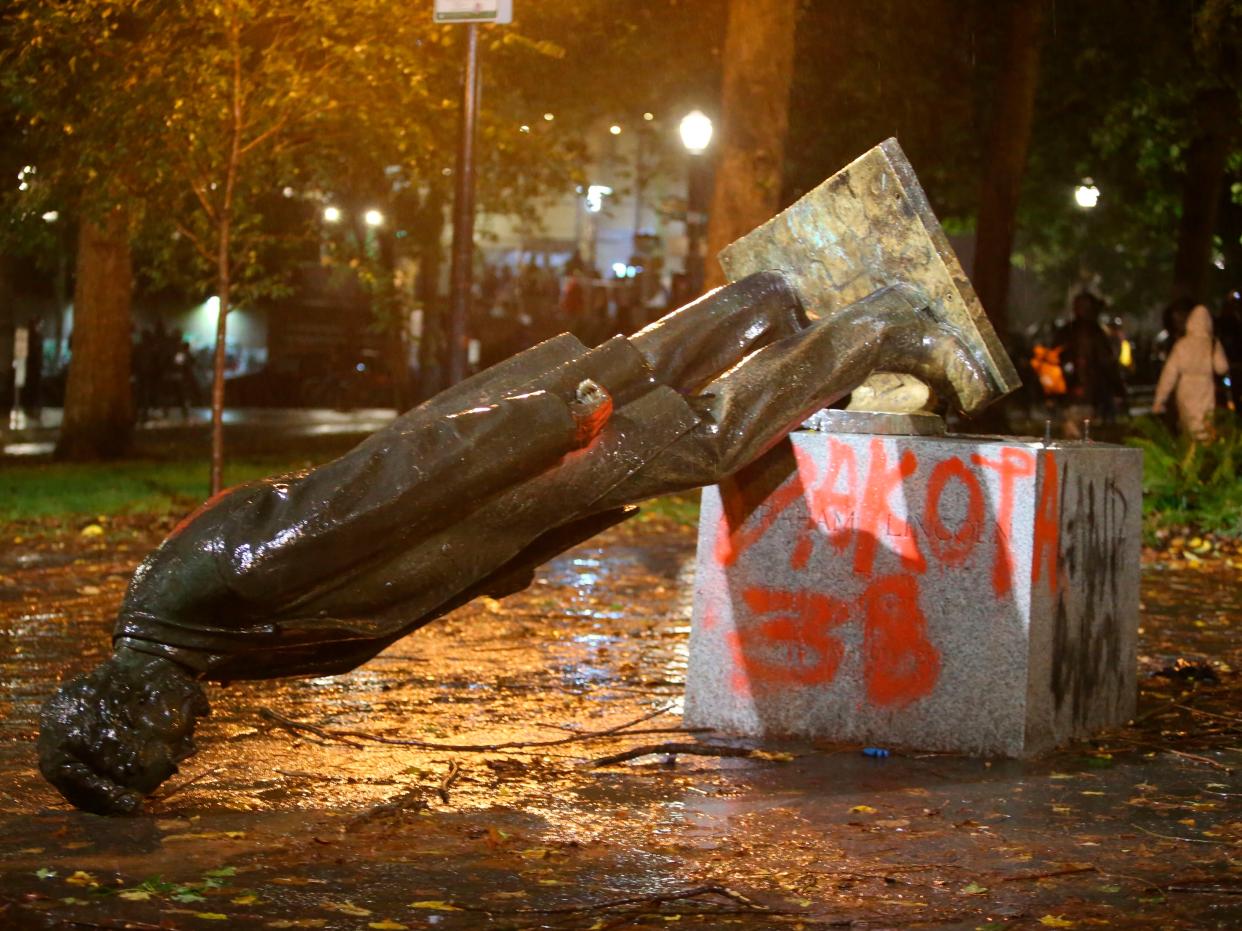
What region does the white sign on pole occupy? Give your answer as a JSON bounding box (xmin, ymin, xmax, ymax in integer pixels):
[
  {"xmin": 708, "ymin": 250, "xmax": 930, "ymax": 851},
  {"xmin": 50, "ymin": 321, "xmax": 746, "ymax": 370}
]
[{"xmin": 434, "ymin": 0, "xmax": 512, "ymax": 24}]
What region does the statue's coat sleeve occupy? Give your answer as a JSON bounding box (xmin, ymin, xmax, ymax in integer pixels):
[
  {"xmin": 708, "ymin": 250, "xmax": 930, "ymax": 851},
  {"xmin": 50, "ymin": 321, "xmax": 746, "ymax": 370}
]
[{"xmin": 113, "ymin": 334, "xmax": 701, "ymax": 680}]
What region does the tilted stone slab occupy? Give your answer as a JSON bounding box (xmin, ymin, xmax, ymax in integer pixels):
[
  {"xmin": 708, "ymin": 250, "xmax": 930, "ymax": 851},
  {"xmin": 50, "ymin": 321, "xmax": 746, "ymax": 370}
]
[{"xmin": 684, "ymin": 431, "xmax": 1142, "ymax": 757}]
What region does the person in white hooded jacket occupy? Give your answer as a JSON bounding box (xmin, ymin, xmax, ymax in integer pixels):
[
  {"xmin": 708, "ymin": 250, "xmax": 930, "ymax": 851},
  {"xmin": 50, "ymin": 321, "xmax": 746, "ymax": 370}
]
[{"xmin": 1153, "ymin": 301, "xmax": 1230, "ymax": 440}]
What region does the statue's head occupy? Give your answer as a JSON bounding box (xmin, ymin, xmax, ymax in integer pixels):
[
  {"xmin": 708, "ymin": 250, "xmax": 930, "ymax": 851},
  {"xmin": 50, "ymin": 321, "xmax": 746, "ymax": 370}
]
[{"xmin": 38, "ymin": 653, "xmax": 210, "ymax": 815}]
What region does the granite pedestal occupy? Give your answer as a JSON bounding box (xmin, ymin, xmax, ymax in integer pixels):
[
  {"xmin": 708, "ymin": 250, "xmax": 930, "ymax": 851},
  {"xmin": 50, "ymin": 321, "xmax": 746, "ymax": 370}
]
[{"xmin": 684, "ymin": 431, "xmax": 1143, "ymax": 757}]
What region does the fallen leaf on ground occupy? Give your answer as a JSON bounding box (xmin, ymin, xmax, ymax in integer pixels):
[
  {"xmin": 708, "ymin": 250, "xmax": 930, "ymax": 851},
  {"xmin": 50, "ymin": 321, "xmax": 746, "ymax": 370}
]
[
  {"xmin": 410, "ymin": 900, "xmax": 462, "ymax": 910},
  {"xmin": 850, "ymin": 805, "xmax": 877, "ymax": 814},
  {"xmin": 324, "ymin": 901, "xmax": 372, "ymax": 917},
  {"xmin": 1039, "ymin": 917, "xmax": 1076, "ymax": 928}
]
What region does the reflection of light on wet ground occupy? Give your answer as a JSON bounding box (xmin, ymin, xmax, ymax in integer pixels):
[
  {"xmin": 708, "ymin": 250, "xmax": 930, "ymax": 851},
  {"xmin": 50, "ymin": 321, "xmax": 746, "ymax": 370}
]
[
  {"xmin": 3, "ymin": 612, "xmax": 68, "ymax": 641},
  {"xmin": 14, "ymin": 612, "xmax": 64, "ymax": 623},
  {"xmin": 572, "ymin": 632, "xmax": 620, "ymax": 646},
  {"xmin": 2, "ymin": 442, "xmax": 54, "ymax": 457}
]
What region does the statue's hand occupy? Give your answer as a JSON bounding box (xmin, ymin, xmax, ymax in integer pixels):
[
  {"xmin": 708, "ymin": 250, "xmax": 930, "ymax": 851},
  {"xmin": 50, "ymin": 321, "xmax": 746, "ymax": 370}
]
[{"xmin": 39, "ymin": 652, "xmax": 209, "ymax": 815}]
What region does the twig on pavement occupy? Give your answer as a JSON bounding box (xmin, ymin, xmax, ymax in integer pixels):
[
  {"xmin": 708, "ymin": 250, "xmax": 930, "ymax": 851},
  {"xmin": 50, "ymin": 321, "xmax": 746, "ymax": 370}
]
[
  {"xmin": 517, "ymin": 884, "xmax": 767, "ymax": 914},
  {"xmin": 998, "ymin": 865, "xmax": 1096, "ymax": 883},
  {"xmin": 589, "ymin": 742, "xmax": 757, "ymax": 767},
  {"xmin": 152, "ymin": 765, "xmax": 222, "ymax": 803},
  {"xmin": 259, "ymin": 704, "xmax": 674, "ymax": 752},
  {"xmin": 437, "ymin": 759, "xmax": 462, "ymax": 804},
  {"xmin": 1133, "ymin": 823, "xmax": 1226, "ymax": 844}
]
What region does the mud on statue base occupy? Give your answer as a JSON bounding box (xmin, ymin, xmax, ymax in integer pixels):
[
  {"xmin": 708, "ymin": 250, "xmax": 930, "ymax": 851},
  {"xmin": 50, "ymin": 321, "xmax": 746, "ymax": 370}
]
[{"xmin": 684, "ymin": 431, "xmax": 1143, "ymax": 757}]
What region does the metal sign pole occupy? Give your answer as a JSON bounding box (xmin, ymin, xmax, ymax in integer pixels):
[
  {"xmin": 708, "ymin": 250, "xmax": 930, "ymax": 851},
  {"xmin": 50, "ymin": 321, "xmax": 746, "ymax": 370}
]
[{"xmin": 447, "ymin": 22, "xmax": 480, "ymax": 385}]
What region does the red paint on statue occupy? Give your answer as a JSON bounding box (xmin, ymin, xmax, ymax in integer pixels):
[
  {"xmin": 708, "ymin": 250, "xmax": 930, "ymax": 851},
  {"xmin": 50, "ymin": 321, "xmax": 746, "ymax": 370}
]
[
  {"xmin": 714, "ymin": 447, "xmax": 818, "ymax": 567},
  {"xmin": 924, "ymin": 456, "xmax": 984, "ymax": 567},
  {"xmin": 732, "ymin": 587, "xmax": 850, "ymax": 687},
  {"xmin": 807, "ymin": 437, "xmax": 858, "ymax": 554},
  {"xmin": 861, "ymin": 574, "xmax": 941, "ymax": 707},
  {"xmin": 1031, "ymin": 452, "xmax": 1060, "ymax": 595},
  {"xmin": 971, "ymin": 448, "xmax": 1036, "ymax": 597},
  {"xmin": 854, "ymin": 438, "xmax": 925, "ymax": 577}
]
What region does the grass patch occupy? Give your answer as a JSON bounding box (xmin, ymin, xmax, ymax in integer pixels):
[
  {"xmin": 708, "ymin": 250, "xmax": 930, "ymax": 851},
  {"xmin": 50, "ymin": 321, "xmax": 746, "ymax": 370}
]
[
  {"xmin": 0, "ymin": 456, "xmax": 324, "ymax": 521},
  {"xmin": 636, "ymin": 491, "xmax": 702, "ymax": 528},
  {"xmin": 1126, "ymin": 413, "xmax": 1242, "ymax": 541}
]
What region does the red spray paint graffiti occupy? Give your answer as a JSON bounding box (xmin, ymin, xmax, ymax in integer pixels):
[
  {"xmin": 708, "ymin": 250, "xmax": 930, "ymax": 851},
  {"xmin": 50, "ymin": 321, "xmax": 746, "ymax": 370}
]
[
  {"xmin": 712, "ymin": 438, "xmax": 1045, "ymax": 709},
  {"xmin": 730, "ymin": 573, "xmax": 940, "ymax": 708},
  {"xmin": 1031, "ymin": 450, "xmax": 1060, "ymax": 595},
  {"xmin": 971, "ymin": 448, "xmax": 1036, "ymax": 596},
  {"xmin": 924, "ymin": 456, "xmax": 984, "ymax": 567},
  {"xmin": 854, "ymin": 438, "xmax": 926, "ymax": 577}
]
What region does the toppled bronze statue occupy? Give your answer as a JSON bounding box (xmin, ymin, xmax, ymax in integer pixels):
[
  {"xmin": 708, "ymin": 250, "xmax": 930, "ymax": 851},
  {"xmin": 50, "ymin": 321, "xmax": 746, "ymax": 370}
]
[{"xmin": 39, "ymin": 141, "xmax": 1018, "ymax": 814}]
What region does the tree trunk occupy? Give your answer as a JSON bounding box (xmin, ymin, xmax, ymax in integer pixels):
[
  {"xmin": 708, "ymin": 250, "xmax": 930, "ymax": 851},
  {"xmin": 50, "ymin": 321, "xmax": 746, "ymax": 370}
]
[
  {"xmin": 703, "ymin": 0, "xmax": 798, "ymax": 292},
  {"xmin": 416, "ymin": 187, "xmax": 447, "ymax": 401},
  {"xmin": 377, "ymin": 227, "xmax": 412, "ymax": 411},
  {"xmin": 1171, "ymin": 87, "xmax": 1238, "ymax": 303},
  {"xmin": 56, "ymin": 208, "xmax": 133, "ymax": 461},
  {"xmin": 211, "ymin": 14, "xmax": 243, "ymax": 496},
  {"xmin": 971, "ymin": 0, "xmax": 1047, "ymax": 339},
  {"xmin": 210, "ymin": 222, "xmax": 231, "ymax": 496}
]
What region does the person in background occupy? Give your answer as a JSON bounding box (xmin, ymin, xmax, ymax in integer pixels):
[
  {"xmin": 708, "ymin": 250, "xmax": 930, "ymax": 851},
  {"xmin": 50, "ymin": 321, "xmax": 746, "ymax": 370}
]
[
  {"xmin": 1215, "ymin": 291, "xmax": 1241, "ymax": 415},
  {"xmin": 21, "ymin": 317, "xmax": 44, "ymax": 421},
  {"xmin": 1153, "ymin": 300, "xmax": 1230, "ymax": 440},
  {"xmin": 1053, "ymin": 292, "xmax": 1124, "ymax": 437}
]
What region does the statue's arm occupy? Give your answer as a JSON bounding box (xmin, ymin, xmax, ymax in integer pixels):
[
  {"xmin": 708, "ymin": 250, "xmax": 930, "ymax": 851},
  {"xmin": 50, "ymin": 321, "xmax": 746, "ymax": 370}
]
[
  {"xmin": 219, "ymin": 388, "xmax": 593, "ymax": 604},
  {"xmin": 118, "ymin": 387, "xmax": 588, "ymax": 634}
]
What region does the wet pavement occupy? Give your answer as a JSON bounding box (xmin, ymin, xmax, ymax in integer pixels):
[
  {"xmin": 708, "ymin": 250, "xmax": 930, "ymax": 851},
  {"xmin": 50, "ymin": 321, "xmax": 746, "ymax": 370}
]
[
  {"xmin": 2, "ymin": 408, "xmax": 400, "ymax": 458},
  {"xmin": 0, "ymin": 514, "xmax": 1238, "ymax": 929}
]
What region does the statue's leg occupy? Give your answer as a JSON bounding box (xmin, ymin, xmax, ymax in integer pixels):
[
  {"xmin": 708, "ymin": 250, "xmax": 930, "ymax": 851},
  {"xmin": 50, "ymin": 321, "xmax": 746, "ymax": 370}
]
[
  {"xmin": 629, "ymin": 271, "xmax": 808, "ymax": 393},
  {"xmin": 597, "ymin": 285, "xmax": 989, "ymax": 505}
]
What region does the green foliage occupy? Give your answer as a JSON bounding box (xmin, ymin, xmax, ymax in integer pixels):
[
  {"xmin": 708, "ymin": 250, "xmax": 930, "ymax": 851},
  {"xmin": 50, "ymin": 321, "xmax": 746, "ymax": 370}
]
[
  {"xmin": 635, "ymin": 492, "xmax": 701, "ymax": 528},
  {"xmin": 1126, "ymin": 413, "xmax": 1242, "ymax": 538},
  {"xmin": 1020, "ymin": 0, "xmax": 1242, "ymax": 318},
  {"xmin": 0, "ymin": 456, "xmax": 322, "ymax": 519}
]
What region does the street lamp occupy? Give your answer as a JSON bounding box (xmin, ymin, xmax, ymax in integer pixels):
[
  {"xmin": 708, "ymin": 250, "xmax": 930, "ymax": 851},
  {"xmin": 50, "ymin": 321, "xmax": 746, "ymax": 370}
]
[
  {"xmin": 679, "ymin": 110, "xmax": 713, "ymax": 154},
  {"xmin": 323, "ymin": 205, "xmax": 342, "ymax": 223},
  {"xmin": 679, "ymin": 110, "xmax": 714, "ymax": 296},
  {"xmin": 364, "ymin": 208, "xmax": 385, "ymax": 227},
  {"xmin": 1074, "ymin": 179, "xmax": 1100, "ymax": 209}
]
